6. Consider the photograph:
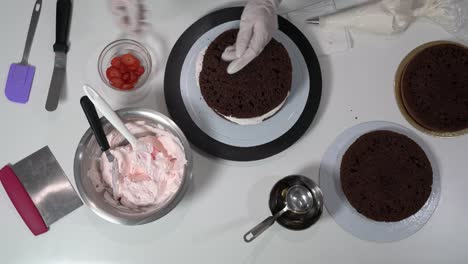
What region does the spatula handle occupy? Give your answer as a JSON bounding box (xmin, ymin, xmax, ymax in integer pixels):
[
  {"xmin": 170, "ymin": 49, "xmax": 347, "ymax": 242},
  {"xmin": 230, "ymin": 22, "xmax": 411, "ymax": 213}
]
[
  {"xmin": 80, "ymin": 96, "xmax": 110, "ymax": 152},
  {"xmin": 0, "ymin": 166, "xmax": 48, "ymax": 236},
  {"xmin": 53, "ymin": 0, "xmax": 72, "ymax": 53},
  {"xmin": 21, "ymin": 0, "xmax": 42, "ymax": 64},
  {"xmin": 83, "ymin": 84, "xmax": 139, "ymax": 148}
]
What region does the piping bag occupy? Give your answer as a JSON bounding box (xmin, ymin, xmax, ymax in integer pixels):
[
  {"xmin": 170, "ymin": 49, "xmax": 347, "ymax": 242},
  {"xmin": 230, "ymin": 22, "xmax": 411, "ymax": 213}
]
[{"xmin": 310, "ymin": 0, "xmax": 468, "ymax": 43}]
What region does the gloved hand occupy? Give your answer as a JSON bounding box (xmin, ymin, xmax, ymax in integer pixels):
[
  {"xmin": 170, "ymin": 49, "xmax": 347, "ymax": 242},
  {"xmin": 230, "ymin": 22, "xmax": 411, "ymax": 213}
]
[
  {"xmin": 222, "ymin": 0, "xmax": 280, "ymax": 74},
  {"xmin": 108, "ymin": 0, "xmax": 146, "ymax": 36}
]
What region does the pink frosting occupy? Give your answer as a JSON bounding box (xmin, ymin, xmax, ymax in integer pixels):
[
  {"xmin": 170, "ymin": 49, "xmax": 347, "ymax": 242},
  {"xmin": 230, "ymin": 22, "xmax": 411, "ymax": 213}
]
[{"xmin": 90, "ymin": 121, "xmax": 186, "ymax": 208}]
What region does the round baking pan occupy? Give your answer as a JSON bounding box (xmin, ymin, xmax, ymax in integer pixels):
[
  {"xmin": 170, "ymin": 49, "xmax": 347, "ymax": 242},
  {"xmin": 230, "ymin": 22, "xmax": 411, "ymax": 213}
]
[{"xmin": 395, "ymin": 40, "xmax": 468, "ymax": 137}]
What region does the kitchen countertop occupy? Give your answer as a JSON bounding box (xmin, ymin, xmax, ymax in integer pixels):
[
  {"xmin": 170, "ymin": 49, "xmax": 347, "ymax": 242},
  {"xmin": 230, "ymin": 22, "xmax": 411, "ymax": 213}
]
[{"xmin": 0, "ymin": 1, "xmax": 467, "ymax": 263}]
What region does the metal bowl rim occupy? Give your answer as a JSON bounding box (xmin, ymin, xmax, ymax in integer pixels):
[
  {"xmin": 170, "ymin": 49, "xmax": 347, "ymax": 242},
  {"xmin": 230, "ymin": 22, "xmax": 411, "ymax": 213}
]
[{"xmin": 74, "ymin": 107, "xmax": 193, "ymax": 225}]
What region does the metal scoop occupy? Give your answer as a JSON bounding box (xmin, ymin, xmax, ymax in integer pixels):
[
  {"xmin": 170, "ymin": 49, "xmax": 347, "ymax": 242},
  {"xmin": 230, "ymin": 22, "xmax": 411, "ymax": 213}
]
[{"xmin": 243, "ymin": 185, "xmax": 314, "ymax": 242}]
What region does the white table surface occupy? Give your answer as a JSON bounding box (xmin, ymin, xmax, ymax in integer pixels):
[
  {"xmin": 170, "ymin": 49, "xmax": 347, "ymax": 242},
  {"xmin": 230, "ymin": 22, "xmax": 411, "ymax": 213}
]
[{"xmin": 1, "ymin": 1, "xmax": 467, "ymax": 263}]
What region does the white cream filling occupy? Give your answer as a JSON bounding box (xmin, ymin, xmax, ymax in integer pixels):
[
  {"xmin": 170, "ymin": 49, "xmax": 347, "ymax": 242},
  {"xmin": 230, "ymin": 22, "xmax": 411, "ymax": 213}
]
[
  {"xmin": 195, "ymin": 47, "xmax": 207, "ymax": 87},
  {"xmin": 220, "ymin": 95, "xmax": 288, "ymax": 125},
  {"xmin": 196, "ymin": 47, "xmax": 287, "ymax": 126}
]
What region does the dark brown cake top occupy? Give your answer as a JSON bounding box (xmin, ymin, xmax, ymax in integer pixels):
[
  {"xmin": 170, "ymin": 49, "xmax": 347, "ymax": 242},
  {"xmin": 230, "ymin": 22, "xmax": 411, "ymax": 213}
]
[
  {"xmin": 340, "ymin": 130, "xmax": 433, "ymax": 222},
  {"xmin": 401, "ymin": 43, "xmax": 468, "ymax": 132},
  {"xmin": 199, "ymin": 29, "xmax": 292, "ymax": 119}
]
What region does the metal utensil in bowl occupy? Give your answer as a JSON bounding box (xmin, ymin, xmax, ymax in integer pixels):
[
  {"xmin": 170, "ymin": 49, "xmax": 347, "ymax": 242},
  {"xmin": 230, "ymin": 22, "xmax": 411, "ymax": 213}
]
[
  {"xmin": 243, "ymin": 185, "xmax": 315, "ymax": 242},
  {"xmin": 74, "ymin": 108, "xmax": 193, "ymax": 225},
  {"xmin": 80, "ymin": 96, "xmax": 120, "ymax": 197},
  {"xmin": 269, "ymin": 175, "xmax": 323, "ymax": 230}
]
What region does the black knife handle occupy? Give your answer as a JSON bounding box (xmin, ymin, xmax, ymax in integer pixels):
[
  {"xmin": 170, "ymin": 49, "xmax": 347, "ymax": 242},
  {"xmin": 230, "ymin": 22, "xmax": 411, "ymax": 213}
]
[
  {"xmin": 53, "ymin": 0, "xmax": 72, "ymax": 53},
  {"xmin": 80, "ymin": 96, "xmax": 110, "ymax": 152}
]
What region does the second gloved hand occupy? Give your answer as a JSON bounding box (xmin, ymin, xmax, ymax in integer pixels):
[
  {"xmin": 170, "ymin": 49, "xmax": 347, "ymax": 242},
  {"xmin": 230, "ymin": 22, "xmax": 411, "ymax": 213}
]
[
  {"xmin": 109, "ymin": 0, "xmax": 146, "ymax": 36},
  {"xmin": 222, "ymin": 0, "xmax": 280, "ymax": 74}
]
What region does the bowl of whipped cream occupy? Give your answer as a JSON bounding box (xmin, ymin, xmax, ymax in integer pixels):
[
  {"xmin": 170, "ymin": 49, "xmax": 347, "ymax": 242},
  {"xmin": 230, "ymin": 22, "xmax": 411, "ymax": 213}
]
[{"xmin": 74, "ymin": 108, "xmax": 192, "ymax": 225}]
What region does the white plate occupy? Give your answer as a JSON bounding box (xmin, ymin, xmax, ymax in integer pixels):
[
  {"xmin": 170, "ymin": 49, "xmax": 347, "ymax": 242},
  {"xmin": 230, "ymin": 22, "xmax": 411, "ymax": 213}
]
[{"xmin": 319, "ymin": 121, "xmax": 441, "ymax": 242}]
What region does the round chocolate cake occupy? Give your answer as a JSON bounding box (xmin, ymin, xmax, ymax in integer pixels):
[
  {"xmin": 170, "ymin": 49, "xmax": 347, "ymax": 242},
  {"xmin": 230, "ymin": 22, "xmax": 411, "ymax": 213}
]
[
  {"xmin": 401, "ymin": 43, "xmax": 468, "ymax": 132},
  {"xmin": 198, "ymin": 29, "xmax": 292, "ymax": 123},
  {"xmin": 340, "ymin": 130, "xmax": 433, "ymax": 222}
]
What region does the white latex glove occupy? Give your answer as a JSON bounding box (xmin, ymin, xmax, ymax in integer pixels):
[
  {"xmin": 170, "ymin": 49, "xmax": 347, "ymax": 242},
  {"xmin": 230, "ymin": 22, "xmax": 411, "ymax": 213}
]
[
  {"xmin": 222, "ymin": 0, "xmax": 280, "ymax": 74},
  {"xmin": 109, "ymin": 0, "xmax": 146, "ymax": 36}
]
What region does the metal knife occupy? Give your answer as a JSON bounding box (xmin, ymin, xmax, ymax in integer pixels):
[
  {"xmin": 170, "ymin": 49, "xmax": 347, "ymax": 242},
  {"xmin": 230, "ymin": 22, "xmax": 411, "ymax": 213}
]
[{"xmin": 45, "ymin": 0, "xmax": 72, "ymax": 112}]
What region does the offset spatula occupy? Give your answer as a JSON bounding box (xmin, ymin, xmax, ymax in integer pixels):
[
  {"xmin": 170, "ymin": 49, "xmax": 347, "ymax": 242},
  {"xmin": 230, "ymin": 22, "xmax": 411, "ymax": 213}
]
[
  {"xmin": 4, "ymin": 0, "xmax": 42, "ymax": 103},
  {"xmin": 45, "ymin": 0, "xmax": 72, "ymax": 112},
  {"xmin": 80, "ymin": 96, "xmax": 120, "ymax": 196}
]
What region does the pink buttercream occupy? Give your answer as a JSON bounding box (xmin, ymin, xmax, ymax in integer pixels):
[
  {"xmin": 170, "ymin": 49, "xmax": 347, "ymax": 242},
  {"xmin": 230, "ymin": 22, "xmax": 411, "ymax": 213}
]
[{"xmin": 89, "ymin": 121, "xmax": 186, "ymax": 208}]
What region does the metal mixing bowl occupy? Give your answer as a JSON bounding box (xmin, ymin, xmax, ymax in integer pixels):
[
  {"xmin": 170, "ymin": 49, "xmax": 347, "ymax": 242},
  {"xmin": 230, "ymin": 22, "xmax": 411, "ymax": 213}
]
[{"xmin": 74, "ymin": 108, "xmax": 193, "ymax": 225}]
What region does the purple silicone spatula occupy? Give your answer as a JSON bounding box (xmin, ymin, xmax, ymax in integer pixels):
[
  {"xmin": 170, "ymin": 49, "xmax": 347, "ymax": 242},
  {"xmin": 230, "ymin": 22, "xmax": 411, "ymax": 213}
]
[{"xmin": 5, "ymin": 0, "xmax": 42, "ymax": 104}]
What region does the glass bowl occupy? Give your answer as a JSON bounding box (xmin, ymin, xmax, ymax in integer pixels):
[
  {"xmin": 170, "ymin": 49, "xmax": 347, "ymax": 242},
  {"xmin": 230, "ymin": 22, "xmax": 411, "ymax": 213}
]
[{"xmin": 98, "ymin": 39, "xmax": 152, "ymax": 92}]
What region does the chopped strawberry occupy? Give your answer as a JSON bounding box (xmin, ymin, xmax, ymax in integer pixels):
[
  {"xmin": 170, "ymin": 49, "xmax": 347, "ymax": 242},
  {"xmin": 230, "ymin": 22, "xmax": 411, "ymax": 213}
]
[
  {"xmin": 106, "ymin": 67, "xmax": 121, "ymax": 79},
  {"xmin": 122, "ymin": 72, "xmax": 130, "ymax": 82},
  {"xmin": 119, "ymin": 64, "xmax": 128, "ymax": 73},
  {"xmin": 106, "ymin": 53, "xmax": 142, "ymax": 91},
  {"xmin": 121, "ymin": 53, "xmax": 140, "ymax": 66},
  {"xmin": 121, "ymin": 83, "xmax": 134, "ymax": 90},
  {"xmin": 128, "ymin": 64, "xmax": 139, "ymax": 71},
  {"xmin": 110, "ymin": 57, "xmax": 122, "ymax": 68},
  {"xmin": 136, "ymin": 66, "xmax": 145, "ymax": 76},
  {"xmin": 129, "ymin": 71, "xmax": 138, "ymax": 84},
  {"xmin": 110, "ymin": 77, "xmax": 124, "ymax": 89}
]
